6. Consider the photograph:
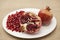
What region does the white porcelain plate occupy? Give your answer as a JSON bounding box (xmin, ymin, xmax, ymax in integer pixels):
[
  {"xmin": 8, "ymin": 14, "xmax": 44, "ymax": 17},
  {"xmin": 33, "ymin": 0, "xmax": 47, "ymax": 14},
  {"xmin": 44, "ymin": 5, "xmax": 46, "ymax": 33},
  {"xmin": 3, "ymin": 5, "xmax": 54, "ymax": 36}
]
[{"xmin": 2, "ymin": 8, "xmax": 57, "ymax": 39}]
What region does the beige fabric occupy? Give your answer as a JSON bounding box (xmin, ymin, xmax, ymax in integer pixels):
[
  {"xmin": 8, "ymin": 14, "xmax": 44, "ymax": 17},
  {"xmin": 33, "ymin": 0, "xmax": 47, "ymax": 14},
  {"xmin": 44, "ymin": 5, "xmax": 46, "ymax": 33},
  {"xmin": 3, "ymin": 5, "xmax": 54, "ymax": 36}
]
[{"xmin": 0, "ymin": 0, "xmax": 60, "ymax": 40}]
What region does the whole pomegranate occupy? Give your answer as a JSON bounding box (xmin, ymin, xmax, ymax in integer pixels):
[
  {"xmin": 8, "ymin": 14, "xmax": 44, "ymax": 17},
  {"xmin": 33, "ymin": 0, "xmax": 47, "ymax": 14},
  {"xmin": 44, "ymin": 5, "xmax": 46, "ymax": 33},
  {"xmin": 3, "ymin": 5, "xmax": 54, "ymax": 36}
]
[{"xmin": 38, "ymin": 6, "xmax": 53, "ymax": 25}]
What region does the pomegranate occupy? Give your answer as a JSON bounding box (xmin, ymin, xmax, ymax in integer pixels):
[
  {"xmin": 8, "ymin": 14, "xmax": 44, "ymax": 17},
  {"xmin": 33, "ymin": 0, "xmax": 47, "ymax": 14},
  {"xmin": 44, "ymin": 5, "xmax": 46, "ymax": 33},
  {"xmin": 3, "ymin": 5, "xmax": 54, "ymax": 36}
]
[
  {"xmin": 38, "ymin": 6, "xmax": 53, "ymax": 25},
  {"xmin": 23, "ymin": 12, "xmax": 42, "ymax": 34}
]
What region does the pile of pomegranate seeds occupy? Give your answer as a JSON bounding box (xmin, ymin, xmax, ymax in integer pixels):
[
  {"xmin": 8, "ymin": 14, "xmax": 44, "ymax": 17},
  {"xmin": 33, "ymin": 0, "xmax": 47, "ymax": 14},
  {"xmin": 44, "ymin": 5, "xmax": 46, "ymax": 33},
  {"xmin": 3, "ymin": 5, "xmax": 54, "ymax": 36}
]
[
  {"xmin": 6, "ymin": 11, "xmax": 25, "ymax": 32},
  {"xmin": 6, "ymin": 11, "xmax": 41, "ymax": 33}
]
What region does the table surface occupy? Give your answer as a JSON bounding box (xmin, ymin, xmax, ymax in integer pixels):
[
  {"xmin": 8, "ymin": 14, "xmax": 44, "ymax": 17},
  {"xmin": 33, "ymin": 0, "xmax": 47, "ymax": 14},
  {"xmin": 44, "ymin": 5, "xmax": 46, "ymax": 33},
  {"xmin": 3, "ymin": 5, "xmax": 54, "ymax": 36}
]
[{"xmin": 0, "ymin": 0, "xmax": 60, "ymax": 40}]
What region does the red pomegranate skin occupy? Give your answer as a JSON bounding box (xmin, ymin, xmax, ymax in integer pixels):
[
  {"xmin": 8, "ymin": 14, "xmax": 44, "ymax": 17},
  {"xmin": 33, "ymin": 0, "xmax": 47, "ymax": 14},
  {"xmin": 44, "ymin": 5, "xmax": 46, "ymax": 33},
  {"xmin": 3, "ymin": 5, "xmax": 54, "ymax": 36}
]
[{"xmin": 38, "ymin": 7, "xmax": 53, "ymax": 25}]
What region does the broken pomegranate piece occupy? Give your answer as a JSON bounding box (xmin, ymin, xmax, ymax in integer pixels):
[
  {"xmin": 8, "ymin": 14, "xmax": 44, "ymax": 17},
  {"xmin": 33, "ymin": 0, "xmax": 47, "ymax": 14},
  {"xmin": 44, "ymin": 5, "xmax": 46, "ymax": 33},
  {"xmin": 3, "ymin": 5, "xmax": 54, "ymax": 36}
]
[
  {"xmin": 23, "ymin": 12, "xmax": 42, "ymax": 34},
  {"xmin": 26, "ymin": 24, "xmax": 40, "ymax": 33}
]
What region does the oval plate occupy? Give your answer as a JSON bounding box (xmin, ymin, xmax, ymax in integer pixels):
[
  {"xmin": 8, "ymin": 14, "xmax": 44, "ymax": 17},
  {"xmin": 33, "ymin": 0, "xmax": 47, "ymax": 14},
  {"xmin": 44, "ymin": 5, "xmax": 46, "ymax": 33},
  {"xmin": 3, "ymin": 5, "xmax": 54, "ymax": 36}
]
[{"xmin": 2, "ymin": 8, "xmax": 57, "ymax": 39}]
